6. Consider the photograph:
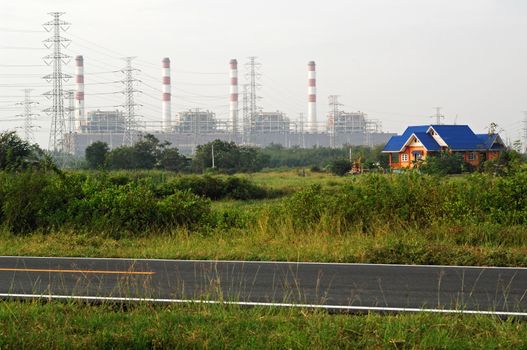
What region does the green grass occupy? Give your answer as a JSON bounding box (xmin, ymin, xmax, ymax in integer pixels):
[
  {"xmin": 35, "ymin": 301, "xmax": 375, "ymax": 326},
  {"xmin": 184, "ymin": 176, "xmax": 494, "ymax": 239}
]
[
  {"xmin": 2, "ymin": 223, "xmax": 526, "ymax": 267},
  {"xmin": 245, "ymin": 169, "xmax": 349, "ymax": 191},
  {"xmin": 0, "ymin": 301, "xmax": 525, "ymax": 349}
]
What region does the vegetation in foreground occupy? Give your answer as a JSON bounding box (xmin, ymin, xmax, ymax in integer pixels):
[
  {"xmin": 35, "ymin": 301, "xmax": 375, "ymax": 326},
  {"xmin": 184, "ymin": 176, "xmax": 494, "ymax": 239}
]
[
  {"xmin": 0, "ymin": 301, "xmax": 525, "ymax": 349},
  {"xmin": 1, "ymin": 131, "xmax": 527, "ymax": 267}
]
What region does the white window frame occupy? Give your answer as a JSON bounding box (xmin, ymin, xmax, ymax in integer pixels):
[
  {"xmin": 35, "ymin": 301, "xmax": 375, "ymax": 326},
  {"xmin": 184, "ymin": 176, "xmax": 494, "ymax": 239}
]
[
  {"xmin": 401, "ymin": 153, "xmax": 409, "ymax": 162},
  {"xmin": 467, "ymin": 152, "xmax": 477, "ymax": 161}
]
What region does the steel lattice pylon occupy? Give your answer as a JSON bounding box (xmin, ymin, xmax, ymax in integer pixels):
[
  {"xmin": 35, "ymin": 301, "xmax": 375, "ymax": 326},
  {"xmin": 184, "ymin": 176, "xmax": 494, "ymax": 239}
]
[
  {"xmin": 16, "ymin": 89, "xmax": 39, "ymax": 143},
  {"xmin": 120, "ymin": 57, "xmax": 142, "ymax": 146},
  {"xmin": 42, "ymin": 12, "xmax": 71, "ymax": 155}
]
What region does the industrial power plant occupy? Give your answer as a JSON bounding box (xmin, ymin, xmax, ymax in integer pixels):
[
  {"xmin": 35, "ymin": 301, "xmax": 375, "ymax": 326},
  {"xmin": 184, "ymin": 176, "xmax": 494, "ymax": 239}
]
[
  {"xmin": 7, "ymin": 13, "xmax": 396, "ymax": 156},
  {"xmin": 65, "ymin": 56, "xmax": 394, "ymax": 155}
]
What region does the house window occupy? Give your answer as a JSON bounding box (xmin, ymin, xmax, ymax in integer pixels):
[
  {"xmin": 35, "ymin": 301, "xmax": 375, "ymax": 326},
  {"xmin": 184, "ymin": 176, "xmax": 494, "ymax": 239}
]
[
  {"xmin": 401, "ymin": 154, "xmax": 409, "ymax": 162},
  {"xmin": 467, "ymin": 152, "xmax": 477, "ymax": 161},
  {"xmin": 391, "ymin": 153, "xmax": 399, "ymax": 163}
]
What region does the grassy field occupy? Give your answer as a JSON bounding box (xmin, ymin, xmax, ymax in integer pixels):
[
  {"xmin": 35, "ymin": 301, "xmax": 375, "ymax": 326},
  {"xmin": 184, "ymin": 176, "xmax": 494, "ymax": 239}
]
[
  {"xmin": 0, "ymin": 301, "xmax": 525, "ymax": 349},
  {"xmin": 1, "ymin": 170, "xmax": 527, "ymax": 267}
]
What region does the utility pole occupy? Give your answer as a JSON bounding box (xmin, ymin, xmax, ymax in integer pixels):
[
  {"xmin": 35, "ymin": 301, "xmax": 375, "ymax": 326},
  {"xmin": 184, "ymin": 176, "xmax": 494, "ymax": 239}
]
[
  {"xmin": 245, "ymin": 57, "xmax": 261, "ymax": 144},
  {"xmin": 120, "ymin": 57, "xmax": 141, "ymax": 146},
  {"xmin": 431, "ymin": 107, "xmax": 445, "ymax": 125},
  {"xmin": 328, "ymin": 95, "xmax": 342, "ymax": 148},
  {"xmin": 16, "ymin": 89, "xmax": 39, "ymax": 143},
  {"xmin": 211, "ymin": 143, "xmax": 215, "ymax": 169},
  {"xmin": 42, "ymin": 12, "xmax": 71, "ymax": 155}
]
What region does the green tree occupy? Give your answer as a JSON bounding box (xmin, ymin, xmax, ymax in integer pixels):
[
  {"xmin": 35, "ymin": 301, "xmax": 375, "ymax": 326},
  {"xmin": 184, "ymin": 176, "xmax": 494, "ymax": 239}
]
[
  {"xmin": 159, "ymin": 148, "xmax": 188, "ymax": 171},
  {"xmin": 328, "ymin": 158, "xmax": 352, "ymax": 176},
  {"xmin": 192, "ymin": 140, "xmax": 269, "ymax": 173},
  {"xmin": 0, "ymin": 131, "xmax": 46, "ymax": 170},
  {"xmin": 85, "ymin": 141, "xmax": 109, "ymax": 169},
  {"xmin": 106, "ymin": 147, "xmax": 137, "ymax": 170}
]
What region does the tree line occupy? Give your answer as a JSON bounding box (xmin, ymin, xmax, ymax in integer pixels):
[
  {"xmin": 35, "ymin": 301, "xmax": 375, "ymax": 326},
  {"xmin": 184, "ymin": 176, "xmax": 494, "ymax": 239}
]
[{"xmin": 85, "ymin": 135, "xmax": 391, "ymax": 173}]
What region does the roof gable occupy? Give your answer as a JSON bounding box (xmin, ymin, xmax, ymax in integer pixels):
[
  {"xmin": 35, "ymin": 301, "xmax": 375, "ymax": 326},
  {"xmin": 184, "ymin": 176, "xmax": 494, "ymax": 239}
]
[
  {"xmin": 476, "ymin": 133, "xmax": 506, "ymax": 150},
  {"xmin": 413, "ymin": 132, "xmax": 441, "ymax": 151},
  {"xmin": 383, "ymin": 126, "xmax": 429, "ymax": 152},
  {"xmin": 428, "ymin": 125, "xmax": 486, "ymax": 150}
]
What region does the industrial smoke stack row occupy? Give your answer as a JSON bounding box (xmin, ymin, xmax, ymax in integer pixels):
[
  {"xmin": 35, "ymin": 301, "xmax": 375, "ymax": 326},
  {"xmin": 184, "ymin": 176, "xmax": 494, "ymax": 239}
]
[{"xmin": 74, "ymin": 55, "xmax": 317, "ymax": 134}]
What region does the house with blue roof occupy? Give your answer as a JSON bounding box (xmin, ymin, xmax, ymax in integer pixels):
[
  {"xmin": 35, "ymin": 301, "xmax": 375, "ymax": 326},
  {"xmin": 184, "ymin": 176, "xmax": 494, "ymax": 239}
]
[{"xmin": 382, "ymin": 125, "xmax": 506, "ymax": 169}]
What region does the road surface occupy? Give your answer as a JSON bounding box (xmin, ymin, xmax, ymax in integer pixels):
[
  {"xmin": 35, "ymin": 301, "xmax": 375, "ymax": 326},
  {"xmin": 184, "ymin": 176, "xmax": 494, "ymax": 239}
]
[{"xmin": 0, "ymin": 256, "xmax": 526, "ymax": 316}]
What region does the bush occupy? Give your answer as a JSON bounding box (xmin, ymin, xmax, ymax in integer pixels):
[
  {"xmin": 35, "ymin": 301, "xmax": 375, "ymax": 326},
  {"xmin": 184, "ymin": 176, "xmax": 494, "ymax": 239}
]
[
  {"xmin": 328, "ymin": 159, "xmax": 351, "ymax": 176},
  {"xmin": 279, "ymin": 170, "xmax": 527, "ymax": 233},
  {"xmin": 0, "ymin": 171, "xmax": 213, "ymax": 235},
  {"xmin": 420, "ymin": 152, "xmax": 465, "ymax": 175},
  {"xmin": 0, "ymin": 171, "xmax": 78, "ymax": 233},
  {"xmin": 158, "ymin": 175, "xmax": 269, "ymax": 200}
]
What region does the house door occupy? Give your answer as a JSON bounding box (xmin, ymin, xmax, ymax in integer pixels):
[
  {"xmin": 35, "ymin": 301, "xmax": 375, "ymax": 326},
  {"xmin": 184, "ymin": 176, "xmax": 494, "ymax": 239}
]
[{"xmin": 412, "ymin": 151, "xmax": 423, "ymax": 162}]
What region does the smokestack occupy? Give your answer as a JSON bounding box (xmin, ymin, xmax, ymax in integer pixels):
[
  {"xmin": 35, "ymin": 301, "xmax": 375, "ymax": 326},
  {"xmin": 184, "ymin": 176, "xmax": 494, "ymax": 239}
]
[
  {"xmin": 230, "ymin": 59, "xmax": 239, "ymax": 135},
  {"xmin": 162, "ymin": 57, "xmax": 171, "ymax": 131},
  {"xmin": 75, "ymin": 55, "xmax": 85, "ymax": 132},
  {"xmin": 307, "ymin": 61, "xmax": 317, "ymax": 133}
]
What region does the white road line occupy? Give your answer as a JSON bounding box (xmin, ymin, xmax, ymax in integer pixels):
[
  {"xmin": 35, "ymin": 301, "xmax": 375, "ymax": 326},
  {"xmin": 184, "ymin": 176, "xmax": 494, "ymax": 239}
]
[
  {"xmin": 0, "ymin": 256, "xmax": 525, "ymax": 270},
  {"xmin": 0, "ymin": 293, "xmax": 526, "ymax": 317}
]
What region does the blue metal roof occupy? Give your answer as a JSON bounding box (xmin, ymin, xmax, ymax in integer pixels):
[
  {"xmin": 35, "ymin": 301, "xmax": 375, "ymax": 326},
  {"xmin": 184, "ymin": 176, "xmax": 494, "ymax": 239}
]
[
  {"xmin": 429, "ymin": 125, "xmax": 486, "ymax": 151},
  {"xmin": 383, "ymin": 126, "xmax": 429, "ymax": 152},
  {"xmin": 475, "ymin": 133, "xmax": 505, "ymax": 150},
  {"xmin": 383, "ymin": 125, "xmax": 504, "ymax": 152},
  {"xmin": 413, "ymin": 132, "xmax": 441, "ymax": 151},
  {"xmin": 383, "ymin": 135, "xmax": 406, "ymax": 152}
]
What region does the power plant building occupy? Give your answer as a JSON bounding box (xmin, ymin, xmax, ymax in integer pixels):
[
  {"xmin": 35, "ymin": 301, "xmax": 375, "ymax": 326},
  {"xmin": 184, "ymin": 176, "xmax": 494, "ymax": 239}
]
[
  {"xmin": 80, "ymin": 110, "xmax": 126, "ymax": 134},
  {"xmin": 175, "ymin": 110, "xmax": 218, "ymax": 134},
  {"xmin": 251, "ymin": 111, "xmax": 290, "ymax": 134}
]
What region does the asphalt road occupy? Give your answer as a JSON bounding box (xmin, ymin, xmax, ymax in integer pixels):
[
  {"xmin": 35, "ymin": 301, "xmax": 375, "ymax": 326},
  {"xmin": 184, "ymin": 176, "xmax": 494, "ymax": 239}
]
[{"xmin": 1, "ymin": 256, "xmax": 526, "ymax": 315}]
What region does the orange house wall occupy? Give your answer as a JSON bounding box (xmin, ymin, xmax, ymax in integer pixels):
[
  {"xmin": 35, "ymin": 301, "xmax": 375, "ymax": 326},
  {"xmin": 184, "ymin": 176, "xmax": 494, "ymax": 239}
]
[
  {"xmin": 390, "ymin": 146, "xmax": 428, "ymax": 169},
  {"xmin": 389, "ymin": 150, "xmax": 503, "ymax": 170}
]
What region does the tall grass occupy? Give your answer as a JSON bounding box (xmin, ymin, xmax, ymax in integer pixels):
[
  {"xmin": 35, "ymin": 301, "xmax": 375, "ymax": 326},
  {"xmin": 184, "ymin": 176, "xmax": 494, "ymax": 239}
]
[{"xmin": 0, "ymin": 301, "xmax": 525, "ymax": 349}]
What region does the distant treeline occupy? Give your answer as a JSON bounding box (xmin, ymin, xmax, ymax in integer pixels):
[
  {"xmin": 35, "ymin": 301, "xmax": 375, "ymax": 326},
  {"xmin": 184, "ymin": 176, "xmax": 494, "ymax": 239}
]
[{"xmin": 82, "ymin": 135, "xmax": 389, "ymax": 173}]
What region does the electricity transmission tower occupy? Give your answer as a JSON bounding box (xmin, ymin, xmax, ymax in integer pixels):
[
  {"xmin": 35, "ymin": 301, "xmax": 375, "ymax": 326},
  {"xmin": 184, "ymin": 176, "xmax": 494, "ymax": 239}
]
[
  {"xmin": 241, "ymin": 84, "xmax": 250, "ymax": 144},
  {"xmin": 245, "ymin": 57, "xmax": 261, "ymax": 144},
  {"xmin": 120, "ymin": 57, "xmax": 142, "ymax": 146},
  {"xmin": 42, "ymin": 12, "xmax": 71, "ymax": 154},
  {"xmin": 328, "ymin": 95, "xmax": 342, "ymax": 148},
  {"xmin": 431, "ymin": 107, "xmax": 445, "ymax": 125},
  {"xmin": 16, "ymin": 89, "xmax": 39, "ymax": 143}
]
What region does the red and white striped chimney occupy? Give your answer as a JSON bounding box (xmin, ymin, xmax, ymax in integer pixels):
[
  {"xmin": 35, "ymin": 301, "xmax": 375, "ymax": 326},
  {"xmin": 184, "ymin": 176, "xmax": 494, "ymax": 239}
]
[
  {"xmin": 162, "ymin": 57, "xmax": 171, "ymax": 131},
  {"xmin": 229, "ymin": 59, "xmax": 239, "ymax": 134},
  {"xmin": 307, "ymin": 61, "xmax": 317, "ymax": 133},
  {"xmin": 75, "ymin": 55, "xmax": 85, "ymax": 132}
]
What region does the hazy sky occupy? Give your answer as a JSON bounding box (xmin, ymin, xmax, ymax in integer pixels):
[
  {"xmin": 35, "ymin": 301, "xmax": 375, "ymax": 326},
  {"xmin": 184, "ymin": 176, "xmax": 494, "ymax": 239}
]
[{"xmin": 1, "ymin": 0, "xmax": 526, "ymax": 148}]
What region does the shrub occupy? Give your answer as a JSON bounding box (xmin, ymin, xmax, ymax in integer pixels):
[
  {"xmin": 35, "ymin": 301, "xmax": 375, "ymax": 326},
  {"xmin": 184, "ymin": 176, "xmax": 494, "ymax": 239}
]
[
  {"xmin": 157, "ymin": 190, "xmax": 212, "ymax": 228},
  {"xmin": 0, "ymin": 171, "xmax": 77, "ymax": 233},
  {"xmin": 328, "ymin": 159, "xmax": 351, "ymax": 176},
  {"xmin": 158, "ymin": 175, "xmax": 269, "ymax": 200}
]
